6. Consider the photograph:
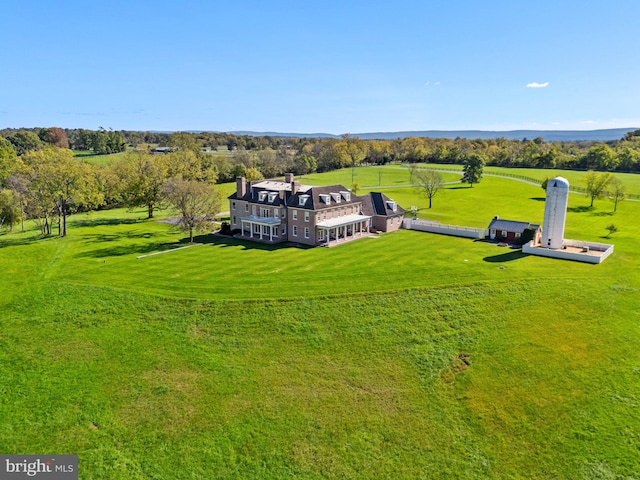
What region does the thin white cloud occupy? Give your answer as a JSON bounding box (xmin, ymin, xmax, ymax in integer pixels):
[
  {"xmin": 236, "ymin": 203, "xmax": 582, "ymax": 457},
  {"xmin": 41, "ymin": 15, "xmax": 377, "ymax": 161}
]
[{"xmin": 526, "ymin": 82, "xmax": 549, "ymax": 88}]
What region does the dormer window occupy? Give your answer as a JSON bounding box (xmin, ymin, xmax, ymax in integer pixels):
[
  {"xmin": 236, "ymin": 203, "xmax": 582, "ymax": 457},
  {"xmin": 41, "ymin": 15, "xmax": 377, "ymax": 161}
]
[
  {"xmin": 387, "ymin": 201, "xmax": 397, "ymax": 212},
  {"xmin": 320, "ymin": 194, "xmax": 331, "ymax": 204},
  {"xmin": 341, "ymin": 191, "xmax": 351, "ymax": 202},
  {"xmin": 331, "ymin": 193, "xmax": 341, "ymax": 203},
  {"xmin": 258, "ymin": 191, "xmax": 267, "ymax": 202},
  {"xmin": 268, "ymin": 192, "xmax": 277, "ymax": 203},
  {"xmin": 298, "ymin": 194, "xmax": 310, "ymax": 206}
]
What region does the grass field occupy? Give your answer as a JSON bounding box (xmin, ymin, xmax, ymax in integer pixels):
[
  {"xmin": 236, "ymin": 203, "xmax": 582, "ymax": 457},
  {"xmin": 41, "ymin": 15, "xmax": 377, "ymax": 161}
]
[{"xmin": 1, "ymin": 167, "xmax": 639, "ymax": 478}]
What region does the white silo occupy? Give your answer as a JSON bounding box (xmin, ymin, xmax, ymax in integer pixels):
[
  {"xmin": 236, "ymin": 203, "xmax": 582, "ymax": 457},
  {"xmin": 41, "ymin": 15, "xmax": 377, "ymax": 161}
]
[{"xmin": 542, "ymin": 176, "xmax": 570, "ymax": 249}]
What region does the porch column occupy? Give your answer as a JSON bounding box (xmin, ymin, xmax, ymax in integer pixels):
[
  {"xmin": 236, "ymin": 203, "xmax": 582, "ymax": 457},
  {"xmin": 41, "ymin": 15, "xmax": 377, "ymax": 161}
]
[
  {"xmin": 250, "ymin": 221, "xmax": 254, "ymax": 238},
  {"xmin": 259, "ymin": 224, "xmax": 263, "ymax": 240},
  {"xmin": 269, "ymin": 225, "xmax": 273, "ymax": 242},
  {"xmin": 241, "ymin": 220, "xmax": 245, "ymax": 236}
]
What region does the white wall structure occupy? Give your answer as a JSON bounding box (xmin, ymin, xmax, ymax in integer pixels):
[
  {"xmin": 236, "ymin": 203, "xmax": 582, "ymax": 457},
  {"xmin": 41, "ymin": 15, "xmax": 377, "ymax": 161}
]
[
  {"xmin": 523, "ymin": 240, "xmax": 614, "ymax": 264},
  {"xmin": 542, "ymin": 176, "xmax": 570, "ymax": 249},
  {"xmin": 403, "ymin": 218, "xmax": 487, "ymax": 239}
]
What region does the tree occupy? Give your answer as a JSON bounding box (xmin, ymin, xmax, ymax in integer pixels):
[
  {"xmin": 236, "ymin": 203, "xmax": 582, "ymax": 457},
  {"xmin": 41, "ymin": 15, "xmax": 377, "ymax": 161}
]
[
  {"xmin": 607, "ymin": 177, "xmax": 626, "ymax": 212},
  {"xmin": 411, "ymin": 167, "xmax": 443, "ymax": 208},
  {"xmin": 9, "ymin": 131, "xmax": 42, "ymax": 156},
  {"xmin": 541, "ymin": 177, "xmax": 550, "ymax": 191},
  {"xmin": 582, "ymin": 144, "xmax": 618, "ymax": 171},
  {"xmin": 351, "ymin": 182, "xmax": 361, "ymax": 195},
  {"xmin": 244, "ymin": 167, "xmax": 263, "ymax": 182},
  {"xmin": 605, "ymin": 224, "xmax": 618, "ymax": 238},
  {"xmin": 164, "ymin": 178, "xmax": 220, "ymax": 242},
  {"xmin": 462, "ymin": 153, "xmax": 485, "ymax": 187},
  {"xmin": 0, "ymin": 189, "xmax": 20, "ymax": 231},
  {"xmin": 38, "ymin": 127, "xmax": 69, "ymax": 149},
  {"xmin": 584, "ymin": 170, "xmax": 612, "ymax": 207},
  {"xmin": 113, "ymin": 152, "xmax": 168, "ymax": 219},
  {"xmin": 22, "ymin": 146, "xmax": 97, "ymax": 236}
]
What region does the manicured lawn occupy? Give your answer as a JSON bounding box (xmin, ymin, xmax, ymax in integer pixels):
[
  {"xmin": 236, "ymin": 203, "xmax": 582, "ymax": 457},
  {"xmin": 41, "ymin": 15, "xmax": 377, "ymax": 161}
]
[{"xmin": 1, "ymin": 167, "xmax": 639, "ymax": 478}]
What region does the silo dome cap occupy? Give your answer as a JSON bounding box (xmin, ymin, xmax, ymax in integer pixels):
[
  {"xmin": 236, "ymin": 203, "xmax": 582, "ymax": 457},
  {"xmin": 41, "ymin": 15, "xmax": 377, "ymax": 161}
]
[{"xmin": 549, "ymin": 176, "xmax": 570, "ymax": 189}]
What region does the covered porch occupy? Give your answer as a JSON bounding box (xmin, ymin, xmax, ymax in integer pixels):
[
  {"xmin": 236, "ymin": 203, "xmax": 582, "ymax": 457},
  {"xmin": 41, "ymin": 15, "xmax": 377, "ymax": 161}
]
[
  {"xmin": 317, "ymin": 214, "xmax": 372, "ymax": 247},
  {"xmin": 240, "ymin": 216, "xmax": 283, "ymax": 243}
]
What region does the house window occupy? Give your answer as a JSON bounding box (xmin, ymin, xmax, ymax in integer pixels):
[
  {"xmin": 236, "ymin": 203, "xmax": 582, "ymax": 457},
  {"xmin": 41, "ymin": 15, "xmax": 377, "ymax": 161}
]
[
  {"xmin": 282, "ymin": 209, "xmax": 286, "ymax": 218},
  {"xmin": 258, "ymin": 191, "xmax": 267, "ymax": 202},
  {"xmin": 501, "ymin": 230, "xmax": 507, "ymax": 237},
  {"xmin": 304, "ymin": 211, "xmax": 309, "ymax": 222},
  {"xmin": 292, "ymin": 225, "xmax": 298, "ymax": 237},
  {"xmin": 304, "ymin": 227, "xmax": 309, "ymax": 238},
  {"xmin": 245, "ymin": 204, "xmax": 249, "ymax": 212},
  {"xmin": 232, "ymin": 201, "xmax": 236, "ymax": 210},
  {"xmin": 252, "ymin": 205, "xmax": 256, "ymax": 215},
  {"xmin": 282, "ymin": 225, "xmax": 286, "ymax": 235},
  {"xmin": 274, "ymin": 208, "xmax": 278, "ymax": 217},
  {"xmin": 319, "ymin": 230, "xmax": 325, "ymax": 240},
  {"xmin": 292, "ymin": 209, "xmax": 297, "ymax": 220},
  {"xmin": 261, "ymin": 208, "xmax": 269, "ymax": 218},
  {"xmin": 232, "ymin": 215, "xmax": 236, "ymax": 224},
  {"xmin": 254, "ymin": 224, "xmax": 260, "ymax": 233},
  {"xmin": 515, "ymin": 232, "xmax": 521, "ymax": 239}
]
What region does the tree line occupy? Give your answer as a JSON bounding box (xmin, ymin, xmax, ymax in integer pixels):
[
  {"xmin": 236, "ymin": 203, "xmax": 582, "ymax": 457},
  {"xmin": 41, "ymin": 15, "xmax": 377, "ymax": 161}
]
[
  {"xmin": 1, "ymin": 127, "xmax": 638, "ymax": 239},
  {"xmin": 0, "ymin": 140, "xmax": 220, "ymax": 241}
]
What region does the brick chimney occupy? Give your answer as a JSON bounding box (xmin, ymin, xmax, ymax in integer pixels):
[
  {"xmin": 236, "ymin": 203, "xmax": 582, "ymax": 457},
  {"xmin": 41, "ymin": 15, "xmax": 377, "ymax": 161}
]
[
  {"xmin": 291, "ymin": 181, "xmax": 300, "ymax": 194},
  {"xmin": 285, "ymin": 173, "xmax": 294, "ymax": 183},
  {"xmin": 236, "ymin": 177, "xmax": 246, "ymax": 197}
]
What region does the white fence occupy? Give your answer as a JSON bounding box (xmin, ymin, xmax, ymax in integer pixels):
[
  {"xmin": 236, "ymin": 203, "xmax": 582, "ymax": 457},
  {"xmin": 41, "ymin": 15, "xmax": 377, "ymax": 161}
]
[
  {"xmin": 403, "ymin": 218, "xmax": 487, "ymax": 239},
  {"xmin": 522, "ymin": 240, "xmax": 614, "ymax": 264}
]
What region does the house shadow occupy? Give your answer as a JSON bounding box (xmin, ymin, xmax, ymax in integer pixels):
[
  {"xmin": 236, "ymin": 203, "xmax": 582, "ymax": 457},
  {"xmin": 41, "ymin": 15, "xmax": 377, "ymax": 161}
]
[
  {"xmin": 196, "ymin": 233, "xmax": 314, "ymax": 251},
  {"xmin": 529, "ymin": 197, "xmax": 546, "ymax": 202},
  {"xmin": 483, "ymin": 250, "xmax": 530, "ymax": 263}
]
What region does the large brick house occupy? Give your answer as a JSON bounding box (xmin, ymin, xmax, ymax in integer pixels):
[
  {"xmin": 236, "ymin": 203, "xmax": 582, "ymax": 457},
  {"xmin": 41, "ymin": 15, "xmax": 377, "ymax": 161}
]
[{"xmin": 228, "ymin": 173, "xmax": 404, "ymax": 246}]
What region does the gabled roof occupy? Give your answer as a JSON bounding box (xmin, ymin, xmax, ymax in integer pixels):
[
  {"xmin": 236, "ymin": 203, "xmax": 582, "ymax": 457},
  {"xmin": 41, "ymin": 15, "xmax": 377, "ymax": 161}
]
[
  {"xmin": 361, "ymin": 192, "xmax": 406, "ymax": 217},
  {"xmin": 488, "ymin": 218, "xmax": 540, "ymax": 233}
]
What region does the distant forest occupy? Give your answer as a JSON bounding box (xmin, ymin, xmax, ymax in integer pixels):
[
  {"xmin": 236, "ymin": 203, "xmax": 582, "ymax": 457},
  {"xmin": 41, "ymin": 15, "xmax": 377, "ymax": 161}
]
[
  {"xmin": 2, "ymin": 126, "xmax": 640, "ymax": 237},
  {"xmin": 2, "ymin": 127, "xmax": 640, "ymax": 185}
]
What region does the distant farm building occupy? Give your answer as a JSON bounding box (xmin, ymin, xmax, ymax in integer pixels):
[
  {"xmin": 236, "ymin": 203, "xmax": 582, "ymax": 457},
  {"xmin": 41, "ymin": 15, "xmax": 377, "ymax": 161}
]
[{"xmin": 487, "ymin": 216, "xmax": 541, "ymax": 245}]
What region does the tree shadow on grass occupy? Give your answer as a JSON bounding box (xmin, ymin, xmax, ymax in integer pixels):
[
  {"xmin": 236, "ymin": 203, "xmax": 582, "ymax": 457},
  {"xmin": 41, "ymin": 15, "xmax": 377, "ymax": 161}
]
[
  {"xmin": 81, "ymin": 231, "xmax": 158, "ymax": 243},
  {"xmin": 75, "ymin": 241, "xmax": 184, "ymax": 258},
  {"xmin": 529, "ymin": 197, "xmax": 546, "ymax": 202},
  {"xmin": 446, "ymin": 185, "xmax": 473, "ymax": 190},
  {"xmin": 567, "ymin": 206, "xmax": 593, "ymax": 213},
  {"xmin": 71, "ymin": 217, "xmax": 141, "ymax": 228},
  {"xmin": 591, "ymin": 211, "xmax": 614, "ymax": 217},
  {"xmin": 0, "ymin": 233, "xmax": 57, "ymax": 249},
  {"xmin": 483, "ymin": 250, "xmax": 530, "ymax": 263}
]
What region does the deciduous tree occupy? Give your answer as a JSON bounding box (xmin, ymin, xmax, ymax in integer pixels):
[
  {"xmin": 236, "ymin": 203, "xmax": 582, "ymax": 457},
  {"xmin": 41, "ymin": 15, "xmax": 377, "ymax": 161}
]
[
  {"xmin": 164, "ymin": 178, "xmax": 221, "ymax": 242},
  {"xmin": 411, "ymin": 167, "xmax": 443, "ymax": 208},
  {"xmin": 607, "ymin": 177, "xmax": 626, "ymax": 212},
  {"xmin": 462, "ymin": 154, "xmax": 485, "ymax": 187},
  {"xmin": 584, "ymin": 170, "xmax": 612, "ymax": 207}
]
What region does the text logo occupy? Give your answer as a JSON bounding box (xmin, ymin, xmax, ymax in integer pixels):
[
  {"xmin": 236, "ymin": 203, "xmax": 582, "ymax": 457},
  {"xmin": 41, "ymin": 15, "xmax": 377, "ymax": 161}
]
[{"xmin": 1, "ymin": 455, "xmax": 77, "ymax": 479}]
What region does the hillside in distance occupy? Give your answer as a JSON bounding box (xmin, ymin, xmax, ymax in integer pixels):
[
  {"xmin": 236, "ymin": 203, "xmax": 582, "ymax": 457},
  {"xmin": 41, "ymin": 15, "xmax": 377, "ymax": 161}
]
[{"xmin": 224, "ymin": 128, "xmax": 638, "ymax": 142}]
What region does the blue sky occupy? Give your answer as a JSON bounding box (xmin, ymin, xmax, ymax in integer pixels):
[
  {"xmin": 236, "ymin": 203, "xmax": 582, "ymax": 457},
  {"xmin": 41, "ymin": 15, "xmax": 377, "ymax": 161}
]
[{"xmin": 1, "ymin": 1, "xmax": 639, "ymax": 133}]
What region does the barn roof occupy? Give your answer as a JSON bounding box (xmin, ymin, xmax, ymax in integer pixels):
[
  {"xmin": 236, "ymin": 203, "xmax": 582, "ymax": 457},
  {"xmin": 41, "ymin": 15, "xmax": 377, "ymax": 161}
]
[{"xmin": 488, "ymin": 218, "xmax": 540, "ymax": 234}]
